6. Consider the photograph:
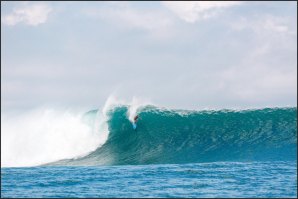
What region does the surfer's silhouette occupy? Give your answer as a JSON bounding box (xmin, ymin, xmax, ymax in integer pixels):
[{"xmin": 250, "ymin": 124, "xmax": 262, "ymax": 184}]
[
  {"xmin": 132, "ymin": 115, "xmax": 139, "ymax": 130},
  {"xmin": 134, "ymin": 115, "xmax": 139, "ymax": 122}
]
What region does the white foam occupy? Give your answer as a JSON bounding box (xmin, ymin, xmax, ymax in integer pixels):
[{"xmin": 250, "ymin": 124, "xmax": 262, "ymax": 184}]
[
  {"xmin": 127, "ymin": 96, "xmax": 152, "ymax": 122},
  {"xmin": 1, "ymin": 95, "xmax": 153, "ymax": 167},
  {"xmin": 101, "ymin": 95, "xmax": 152, "ymax": 122},
  {"xmin": 1, "ymin": 108, "xmax": 106, "ymax": 167},
  {"xmin": 92, "ymin": 95, "xmax": 122, "ymax": 152}
]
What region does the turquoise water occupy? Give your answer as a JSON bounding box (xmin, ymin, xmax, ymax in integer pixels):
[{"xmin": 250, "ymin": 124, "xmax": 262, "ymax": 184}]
[
  {"xmin": 1, "ymin": 161, "xmax": 297, "ymax": 198},
  {"xmin": 1, "ymin": 106, "xmax": 297, "ymax": 197},
  {"xmin": 54, "ymin": 107, "xmax": 297, "ymax": 165}
]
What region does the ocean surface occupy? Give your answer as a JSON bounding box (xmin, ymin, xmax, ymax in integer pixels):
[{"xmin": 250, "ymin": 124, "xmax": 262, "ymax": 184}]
[
  {"xmin": 1, "ymin": 105, "xmax": 297, "ymax": 198},
  {"xmin": 2, "ymin": 161, "xmax": 297, "ymax": 198}
]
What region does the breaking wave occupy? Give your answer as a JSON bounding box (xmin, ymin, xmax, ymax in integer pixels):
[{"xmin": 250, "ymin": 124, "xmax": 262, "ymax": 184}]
[{"xmin": 51, "ymin": 105, "xmax": 297, "ymax": 166}]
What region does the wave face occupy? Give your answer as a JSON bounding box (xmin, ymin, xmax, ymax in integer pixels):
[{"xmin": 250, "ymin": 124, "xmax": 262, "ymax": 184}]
[{"xmin": 52, "ymin": 106, "xmax": 297, "ymax": 166}]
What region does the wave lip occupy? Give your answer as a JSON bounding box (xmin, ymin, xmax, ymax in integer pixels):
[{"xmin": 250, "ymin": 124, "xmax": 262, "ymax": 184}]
[{"xmin": 52, "ymin": 106, "xmax": 297, "ymax": 166}]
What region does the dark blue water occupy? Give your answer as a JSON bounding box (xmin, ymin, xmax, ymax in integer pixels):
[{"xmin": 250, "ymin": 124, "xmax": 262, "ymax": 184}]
[{"xmin": 1, "ymin": 161, "xmax": 297, "ymax": 198}]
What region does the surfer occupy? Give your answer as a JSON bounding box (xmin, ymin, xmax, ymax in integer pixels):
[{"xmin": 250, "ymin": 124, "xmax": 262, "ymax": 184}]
[
  {"xmin": 134, "ymin": 115, "xmax": 139, "ymax": 122},
  {"xmin": 132, "ymin": 115, "xmax": 139, "ymax": 130}
]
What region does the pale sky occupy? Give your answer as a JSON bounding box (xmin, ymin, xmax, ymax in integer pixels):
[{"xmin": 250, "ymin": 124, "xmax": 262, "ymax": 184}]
[{"xmin": 1, "ymin": 1, "xmax": 297, "ymax": 112}]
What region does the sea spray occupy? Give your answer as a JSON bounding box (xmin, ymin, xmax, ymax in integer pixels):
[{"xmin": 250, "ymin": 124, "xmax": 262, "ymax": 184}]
[
  {"xmin": 1, "ymin": 109, "xmax": 101, "ymax": 167},
  {"xmin": 127, "ymin": 96, "xmax": 153, "ymax": 122},
  {"xmin": 1, "ymin": 96, "xmax": 153, "ymax": 167}
]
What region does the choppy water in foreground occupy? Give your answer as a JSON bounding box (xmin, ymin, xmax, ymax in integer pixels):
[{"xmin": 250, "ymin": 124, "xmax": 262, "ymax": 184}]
[{"xmin": 2, "ymin": 161, "xmax": 297, "ymax": 198}]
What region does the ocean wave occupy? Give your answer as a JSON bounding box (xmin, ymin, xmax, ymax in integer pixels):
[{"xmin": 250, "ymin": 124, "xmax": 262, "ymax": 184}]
[{"xmin": 51, "ymin": 106, "xmax": 297, "ymax": 166}]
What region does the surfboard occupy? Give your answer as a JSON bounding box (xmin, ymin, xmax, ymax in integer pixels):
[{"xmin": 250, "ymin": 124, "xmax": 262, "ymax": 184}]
[{"xmin": 132, "ymin": 122, "xmax": 137, "ymax": 130}]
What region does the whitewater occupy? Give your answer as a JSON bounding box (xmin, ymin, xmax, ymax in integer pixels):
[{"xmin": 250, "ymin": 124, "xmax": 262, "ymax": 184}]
[{"xmin": 1, "ymin": 96, "xmax": 145, "ymax": 167}]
